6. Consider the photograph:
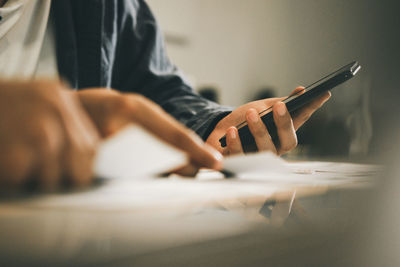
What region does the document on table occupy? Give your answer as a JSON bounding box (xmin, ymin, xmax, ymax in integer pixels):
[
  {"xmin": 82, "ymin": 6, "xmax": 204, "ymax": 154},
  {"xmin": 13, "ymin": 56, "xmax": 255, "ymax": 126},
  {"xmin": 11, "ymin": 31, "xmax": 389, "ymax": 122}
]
[
  {"xmin": 94, "ymin": 125, "xmax": 187, "ymax": 179},
  {"xmin": 94, "ymin": 125, "xmax": 380, "ymax": 183},
  {"xmin": 93, "ymin": 126, "xmax": 290, "ymax": 179},
  {"xmin": 11, "ymin": 156, "xmax": 381, "ymax": 212},
  {"xmin": 221, "ymin": 152, "xmax": 381, "ymax": 185},
  {"xmin": 11, "ymin": 126, "xmax": 380, "ymax": 212}
]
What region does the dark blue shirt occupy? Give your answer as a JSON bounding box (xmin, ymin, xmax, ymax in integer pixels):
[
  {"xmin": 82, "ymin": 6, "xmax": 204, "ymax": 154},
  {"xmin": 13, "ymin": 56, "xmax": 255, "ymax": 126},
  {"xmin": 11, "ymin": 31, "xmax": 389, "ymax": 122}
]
[{"xmin": 52, "ymin": 0, "xmax": 232, "ymax": 140}]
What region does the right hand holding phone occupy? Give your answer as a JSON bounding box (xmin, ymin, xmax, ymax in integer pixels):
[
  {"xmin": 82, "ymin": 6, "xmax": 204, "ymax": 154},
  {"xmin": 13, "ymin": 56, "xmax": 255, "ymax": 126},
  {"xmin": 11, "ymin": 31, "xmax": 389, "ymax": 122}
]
[{"xmin": 207, "ymin": 87, "xmax": 331, "ymax": 156}]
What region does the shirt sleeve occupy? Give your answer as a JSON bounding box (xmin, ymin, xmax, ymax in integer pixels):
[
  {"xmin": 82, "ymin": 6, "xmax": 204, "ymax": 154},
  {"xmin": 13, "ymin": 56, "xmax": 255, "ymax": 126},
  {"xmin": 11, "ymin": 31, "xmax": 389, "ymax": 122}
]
[{"xmin": 111, "ymin": 0, "xmax": 232, "ymax": 140}]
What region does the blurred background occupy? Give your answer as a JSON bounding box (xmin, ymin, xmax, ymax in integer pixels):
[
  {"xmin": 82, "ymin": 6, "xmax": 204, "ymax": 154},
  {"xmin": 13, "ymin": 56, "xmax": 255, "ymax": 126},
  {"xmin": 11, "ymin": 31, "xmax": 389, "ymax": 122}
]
[{"xmin": 147, "ymin": 0, "xmax": 399, "ymax": 162}]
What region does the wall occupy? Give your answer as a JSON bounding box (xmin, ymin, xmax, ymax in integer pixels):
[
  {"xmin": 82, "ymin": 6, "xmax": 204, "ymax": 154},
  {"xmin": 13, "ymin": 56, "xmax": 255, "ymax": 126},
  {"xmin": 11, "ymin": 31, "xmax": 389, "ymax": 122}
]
[
  {"xmin": 147, "ymin": 0, "xmax": 398, "ymax": 156},
  {"xmin": 147, "ymin": 0, "xmax": 384, "ymax": 106}
]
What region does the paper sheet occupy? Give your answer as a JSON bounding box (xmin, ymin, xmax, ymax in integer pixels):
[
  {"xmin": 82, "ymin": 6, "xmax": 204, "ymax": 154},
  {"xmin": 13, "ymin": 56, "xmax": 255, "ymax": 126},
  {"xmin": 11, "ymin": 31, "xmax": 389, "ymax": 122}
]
[
  {"xmin": 93, "ymin": 125, "xmax": 187, "ymax": 179},
  {"xmin": 12, "ymin": 160, "xmax": 380, "ymax": 212},
  {"xmin": 220, "ymin": 152, "xmax": 381, "ymax": 185},
  {"xmin": 32, "ymin": 129, "xmax": 378, "ymax": 212},
  {"xmin": 223, "ymin": 152, "xmax": 289, "ymax": 175},
  {"xmin": 94, "ymin": 127, "xmax": 380, "ymax": 187}
]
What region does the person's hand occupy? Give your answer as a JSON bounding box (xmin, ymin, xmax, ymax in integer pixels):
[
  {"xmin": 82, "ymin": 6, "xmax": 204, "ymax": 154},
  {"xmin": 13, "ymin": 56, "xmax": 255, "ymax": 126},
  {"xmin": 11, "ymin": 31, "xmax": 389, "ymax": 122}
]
[
  {"xmin": 76, "ymin": 89, "xmax": 223, "ymax": 174},
  {"xmin": 0, "ymin": 80, "xmax": 100, "ymax": 191},
  {"xmin": 206, "ymin": 87, "xmax": 331, "ymax": 155}
]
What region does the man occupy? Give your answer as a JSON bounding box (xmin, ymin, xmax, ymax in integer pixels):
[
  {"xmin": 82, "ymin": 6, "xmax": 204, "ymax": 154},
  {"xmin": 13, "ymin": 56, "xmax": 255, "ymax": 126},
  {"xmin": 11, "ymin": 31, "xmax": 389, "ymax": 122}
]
[{"xmin": 0, "ymin": 0, "xmax": 329, "ymax": 190}]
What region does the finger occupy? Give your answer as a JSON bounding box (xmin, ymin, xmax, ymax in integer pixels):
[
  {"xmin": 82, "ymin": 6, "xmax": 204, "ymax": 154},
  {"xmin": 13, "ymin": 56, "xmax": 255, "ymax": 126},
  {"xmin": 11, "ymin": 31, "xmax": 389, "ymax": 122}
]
[
  {"xmin": 226, "ymin": 127, "xmax": 244, "ymax": 155},
  {"xmin": 246, "ymin": 109, "xmax": 277, "ymax": 153},
  {"xmin": 292, "ymin": 91, "xmax": 331, "ymax": 130},
  {"xmin": 259, "ymin": 87, "xmax": 305, "ymax": 114},
  {"xmin": 34, "ymin": 118, "xmax": 63, "ymax": 191},
  {"xmin": 289, "ymin": 86, "xmax": 306, "ymax": 97},
  {"xmin": 273, "ymin": 102, "xmax": 297, "ymax": 155},
  {"xmin": 168, "ymin": 163, "xmax": 200, "ymax": 178},
  {"xmin": 75, "ymin": 89, "xmax": 122, "ymax": 137},
  {"xmin": 56, "ymin": 93, "xmax": 99, "ymax": 187},
  {"xmin": 126, "ymin": 95, "xmax": 223, "ymax": 170},
  {"xmin": 61, "ymin": 90, "xmax": 100, "ymax": 149},
  {"xmin": 60, "ymin": 137, "xmax": 94, "ymax": 187}
]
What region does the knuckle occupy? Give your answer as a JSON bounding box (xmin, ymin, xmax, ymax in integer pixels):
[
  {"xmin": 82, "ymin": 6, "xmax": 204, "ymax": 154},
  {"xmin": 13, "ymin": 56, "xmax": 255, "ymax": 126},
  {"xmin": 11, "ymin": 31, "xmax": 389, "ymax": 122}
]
[
  {"xmin": 115, "ymin": 96, "xmax": 132, "ymax": 113},
  {"xmin": 115, "ymin": 94, "xmax": 145, "ymax": 115},
  {"xmin": 32, "ymin": 120, "xmax": 62, "ymax": 156},
  {"xmin": 129, "ymin": 93, "xmax": 146, "ymax": 103},
  {"xmin": 105, "ymin": 94, "xmax": 128, "ymax": 112},
  {"xmin": 128, "ymin": 93, "xmax": 145, "ymax": 106},
  {"xmin": 129, "ymin": 93, "xmax": 159, "ymax": 111}
]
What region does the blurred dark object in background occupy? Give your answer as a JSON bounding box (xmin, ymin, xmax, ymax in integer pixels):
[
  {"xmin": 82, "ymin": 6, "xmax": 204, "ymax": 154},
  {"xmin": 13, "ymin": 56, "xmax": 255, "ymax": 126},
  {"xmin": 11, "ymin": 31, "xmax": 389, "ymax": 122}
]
[
  {"xmin": 198, "ymin": 86, "xmax": 219, "ymax": 103},
  {"xmin": 297, "ymin": 114, "xmax": 351, "ymax": 158},
  {"xmin": 296, "ymin": 76, "xmax": 372, "ymax": 160},
  {"xmin": 251, "ymin": 87, "xmax": 276, "ymax": 101}
]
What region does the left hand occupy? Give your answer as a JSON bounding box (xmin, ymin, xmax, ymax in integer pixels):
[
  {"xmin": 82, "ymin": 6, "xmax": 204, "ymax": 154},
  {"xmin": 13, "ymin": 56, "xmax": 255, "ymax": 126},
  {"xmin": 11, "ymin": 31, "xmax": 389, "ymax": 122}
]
[
  {"xmin": 206, "ymin": 87, "xmax": 331, "ymax": 156},
  {"xmin": 76, "ymin": 89, "xmax": 223, "ymax": 172}
]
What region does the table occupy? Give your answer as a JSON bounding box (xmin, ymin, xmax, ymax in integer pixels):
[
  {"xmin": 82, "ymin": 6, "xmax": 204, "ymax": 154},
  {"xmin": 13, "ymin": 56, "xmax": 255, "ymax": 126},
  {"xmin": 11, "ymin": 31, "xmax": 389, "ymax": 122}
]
[{"xmin": 0, "ymin": 161, "xmax": 381, "ymax": 266}]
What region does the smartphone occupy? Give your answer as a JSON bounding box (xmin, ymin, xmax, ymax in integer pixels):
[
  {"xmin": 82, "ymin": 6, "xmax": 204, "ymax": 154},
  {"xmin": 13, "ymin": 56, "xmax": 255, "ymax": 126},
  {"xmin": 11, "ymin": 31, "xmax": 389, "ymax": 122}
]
[{"xmin": 219, "ymin": 61, "xmax": 361, "ymax": 152}]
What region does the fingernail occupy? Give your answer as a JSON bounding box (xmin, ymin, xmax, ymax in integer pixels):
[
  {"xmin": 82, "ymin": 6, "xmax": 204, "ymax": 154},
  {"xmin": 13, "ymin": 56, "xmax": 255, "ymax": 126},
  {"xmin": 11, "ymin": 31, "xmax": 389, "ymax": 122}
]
[
  {"xmin": 276, "ymin": 102, "xmax": 286, "ymax": 116},
  {"xmin": 208, "ymin": 147, "xmax": 223, "ymax": 169},
  {"xmin": 228, "ymin": 127, "xmax": 237, "ymax": 139},
  {"xmin": 212, "ymin": 149, "xmax": 223, "ymax": 162},
  {"xmin": 325, "ymin": 91, "xmax": 332, "ymax": 100},
  {"xmin": 248, "ymin": 110, "xmax": 259, "ymax": 123}
]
